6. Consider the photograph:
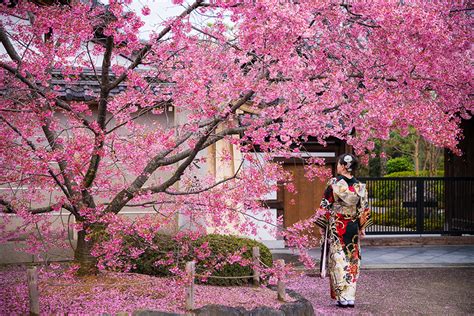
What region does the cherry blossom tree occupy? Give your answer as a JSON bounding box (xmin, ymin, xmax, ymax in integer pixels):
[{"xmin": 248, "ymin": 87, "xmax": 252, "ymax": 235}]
[{"xmin": 0, "ymin": 0, "xmax": 472, "ymax": 274}]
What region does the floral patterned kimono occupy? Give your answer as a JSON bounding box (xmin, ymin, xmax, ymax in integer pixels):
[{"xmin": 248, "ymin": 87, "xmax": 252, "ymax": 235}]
[{"xmin": 315, "ymin": 175, "xmax": 372, "ymax": 302}]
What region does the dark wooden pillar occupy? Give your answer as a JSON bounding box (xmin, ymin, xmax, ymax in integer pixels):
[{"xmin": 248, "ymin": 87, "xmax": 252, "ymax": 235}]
[
  {"xmin": 445, "ymin": 118, "xmax": 474, "ymax": 177},
  {"xmin": 444, "ymin": 118, "xmax": 474, "ymax": 233}
]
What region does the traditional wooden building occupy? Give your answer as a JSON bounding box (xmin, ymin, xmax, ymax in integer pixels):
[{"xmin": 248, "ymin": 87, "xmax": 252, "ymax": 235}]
[
  {"xmin": 445, "ymin": 118, "xmax": 474, "ymax": 177},
  {"xmin": 205, "ymin": 103, "xmax": 353, "ymax": 246},
  {"xmin": 444, "ymin": 118, "xmax": 474, "ymax": 233},
  {"xmin": 267, "ymin": 137, "xmax": 351, "ymax": 233}
]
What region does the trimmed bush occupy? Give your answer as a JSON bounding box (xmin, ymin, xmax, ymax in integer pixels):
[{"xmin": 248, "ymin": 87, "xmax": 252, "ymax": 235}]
[
  {"xmin": 195, "ymin": 234, "xmax": 273, "ymax": 286},
  {"xmin": 424, "ymin": 217, "xmax": 445, "ymax": 231},
  {"xmin": 131, "ymin": 234, "xmax": 273, "ymax": 286},
  {"xmin": 386, "ymin": 157, "xmax": 413, "ymax": 174},
  {"xmin": 372, "ymin": 170, "xmax": 445, "ymax": 201},
  {"xmin": 385, "ymin": 170, "xmax": 444, "ymax": 177},
  {"xmin": 129, "ymin": 233, "xmax": 176, "ymax": 277},
  {"xmin": 372, "ymin": 180, "xmax": 401, "ymax": 201},
  {"xmin": 372, "ymin": 207, "xmax": 416, "ymax": 229},
  {"xmin": 372, "ymin": 208, "xmax": 445, "ymax": 231}
]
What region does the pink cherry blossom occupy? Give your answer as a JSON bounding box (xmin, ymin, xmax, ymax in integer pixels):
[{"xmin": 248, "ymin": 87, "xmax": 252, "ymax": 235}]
[{"xmin": 0, "ymin": 0, "xmax": 471, "ymax": 294}]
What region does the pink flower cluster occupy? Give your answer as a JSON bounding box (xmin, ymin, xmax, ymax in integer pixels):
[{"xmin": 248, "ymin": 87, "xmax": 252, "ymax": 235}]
[{"xmin": 0, "ymin": 0, "xmax": 472, "ymax": 296}]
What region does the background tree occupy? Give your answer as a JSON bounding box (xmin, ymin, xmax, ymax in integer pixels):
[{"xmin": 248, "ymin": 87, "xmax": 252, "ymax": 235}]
[
  {"xmin": 0, "ymin": 0, "xmax": 472, "ymax": 274},
  {"xmin": 368, "ymin": 128, "xmax": 446, "ymax": 176}
]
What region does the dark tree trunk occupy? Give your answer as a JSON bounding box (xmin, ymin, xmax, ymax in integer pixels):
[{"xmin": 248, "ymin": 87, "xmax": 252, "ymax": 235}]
[{"xmin": 74, "ymin": 229, "xmax": 99, "ymax": 275}]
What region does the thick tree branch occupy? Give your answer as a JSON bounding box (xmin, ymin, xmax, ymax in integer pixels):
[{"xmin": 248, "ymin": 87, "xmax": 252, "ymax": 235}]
[
  {"xmin": 0, "ymin": 26, "xmax": 80, "ymax": 205},
  {"xmin": 41, "ymin": 121, "xmax": 78, "ymax": 199},
  {"xmin": 98, "ymin": 36, "xmax": 114, "ymax": 129},
  {"xmin": 0, "ymin": 25, "xmax": 22, "ymax": 62},
  {"xmin": 0, "ymin": 198, "xmax": 73, "ymax": 215},
  {"xmin": 82, "ymin": 36, "xmax": 114, "ymax": 190},
  {"xmin": 102, "ymin": 130, "xmax": 193, "ymax": 213},
  {"xmin": 1, "ymin": 27, "xmax": 96, "ymax": 133},
  {"xmin": 350, "ymin": 20, "xmax": 380, "ymax": 28},
  {"xmin": 139, "ymin": 125, "xmax": 219, "ymax": 196},
  {"xmin": 104, "ymin": 90, "xmax": 254, "ymax": 213},
  {"xmin": 340, "ymin": 4, "xmax": 380, "ymax": 28},
  {"xmin": 449, "ymin": 7, "xmax": 474, "ymax": 13},
  {"xmin": 125, "ymin": 124, "xmax": 247, "ymax": 178}
]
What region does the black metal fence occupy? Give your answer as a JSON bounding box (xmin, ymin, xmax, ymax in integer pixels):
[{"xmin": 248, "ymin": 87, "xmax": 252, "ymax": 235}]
[{"xmin": 359, "ymin": 177, "xmax": 474, "ymax": 235}]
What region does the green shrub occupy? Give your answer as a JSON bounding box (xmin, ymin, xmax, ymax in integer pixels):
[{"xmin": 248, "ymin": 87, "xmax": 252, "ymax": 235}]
[
  {"xmin": 372, "ymin": 207, "xmax": 416, "ymax": 229},
  {"xmin": 386, "ymin": 170, "xmax": 445, "ymax": 207},
  {"xmin": 131, "ymin": 234, "xmax": 273, "ymax": 286},
  {"xmin": 372, "ymin": 170, "xmax": 445, "ymax": 201},
  {"xmin": 385, "ymin": 170, "xmax": 444, "ymax": 177},
  {"xmin": 195, "ymin": 234, "xmax": 273, "ymax": 286},
  {"xmin": 386, "ymin": 157, "xmax": 413, "ymax": 174},
  {"xmin": 424, "ymin": 217, "xmax": 445, "ymax": 231},
  {"xmin": 372, "ymin": 180, "xmax": 399, "ymax": 201},
  {"xmin": 372, "ymin": 208, "xmax": 445, "ymax": 231},
  {"xmin": 371, "ymin": 199, "xmax": 399, "ymax": 207},
  {"xmin": 129, "ymin": 233, "xmax": 177, "ymax": 277}
]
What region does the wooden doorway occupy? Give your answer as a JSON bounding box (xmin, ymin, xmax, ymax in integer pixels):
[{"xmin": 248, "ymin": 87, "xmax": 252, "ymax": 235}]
[{"xmin": 282, "ymin": 164, "xmax": 329, "ymax": 228}]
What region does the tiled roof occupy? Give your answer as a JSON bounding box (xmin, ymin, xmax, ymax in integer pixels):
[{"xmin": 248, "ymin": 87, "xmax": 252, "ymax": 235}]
[{"xmin": 50, "ymin": 69, "xmax": 171, "ymax": 101}]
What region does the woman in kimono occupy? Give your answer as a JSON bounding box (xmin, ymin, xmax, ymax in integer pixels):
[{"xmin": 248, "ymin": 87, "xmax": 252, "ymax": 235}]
[{"xmin": 315, "ymin": 154, "xmax": 372, "ymax": 308}]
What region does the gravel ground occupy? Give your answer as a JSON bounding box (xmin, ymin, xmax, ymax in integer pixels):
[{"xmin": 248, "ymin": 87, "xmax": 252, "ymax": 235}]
[{"xmin": 287, "ymin": 268, "xmax": 474, "ymax": 315}]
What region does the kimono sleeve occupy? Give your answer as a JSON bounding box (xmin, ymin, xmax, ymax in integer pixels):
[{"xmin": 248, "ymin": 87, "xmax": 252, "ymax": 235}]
[
  {"xmin": 357, "ymin": 189, "xmax": 373, "ymax": 230},
  {"xmin": 314, "ymin": 179, "xmax": 335, "ymax": 229}
]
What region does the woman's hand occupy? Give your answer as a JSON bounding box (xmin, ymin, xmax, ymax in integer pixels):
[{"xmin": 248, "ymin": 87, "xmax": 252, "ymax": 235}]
[
  {"xmin": 319, "ymin": 228, "xmax": 327, "ymax": 246},
  {"xmin": 359, "ymin": 208, "xmax": 370, "ymax": 226},
  {"xmin": 359, "ymin": 229, "xmax": 366, "ymax": 239}
]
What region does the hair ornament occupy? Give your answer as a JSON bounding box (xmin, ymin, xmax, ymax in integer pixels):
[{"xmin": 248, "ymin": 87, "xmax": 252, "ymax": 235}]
[{"xmin": 343, "ymin": 155, "xmax": 353, "ymax": 170}]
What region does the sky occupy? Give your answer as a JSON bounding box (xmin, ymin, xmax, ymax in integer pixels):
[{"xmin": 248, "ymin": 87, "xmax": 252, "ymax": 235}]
[
  {"xmin": 102, "ymin": 0, "xmax": 234, "ymax": 40},
  {"xmin": 107, "ymin": 0, "xmax": 200, "ymax": 39}
]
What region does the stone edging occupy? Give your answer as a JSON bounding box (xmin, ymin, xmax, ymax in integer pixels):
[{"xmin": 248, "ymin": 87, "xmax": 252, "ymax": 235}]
[{"xmin": 132, "ymin": 288, "xmax": 314, "ymax": 316}]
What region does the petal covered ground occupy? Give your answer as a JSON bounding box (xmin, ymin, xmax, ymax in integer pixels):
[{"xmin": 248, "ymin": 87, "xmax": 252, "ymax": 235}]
[
  {"xmin": 0, "ymin": 265, "xmax": 292, "ymax": 315},
  {"xmin": 2, "ymin": 265, "xmax": 472, "ymax": 315},
  {"xmin": 287, "ymin": 268, "xmax": 474, "ymax": 315}
]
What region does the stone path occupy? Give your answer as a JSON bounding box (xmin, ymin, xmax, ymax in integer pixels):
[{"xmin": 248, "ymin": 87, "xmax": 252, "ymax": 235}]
[
  {"xmin": 286, "ymin": 268, "xmax": 474, "ymax": 315},
  {"xmin": 272, "ymin": 245, "xmax": 474, "ymax": 269},
  {"xmin": 274, "ymin": 244, "xmax": 474, "ymax": 315},
  {"xmin": 361, "ymin": 245, "xmax": 474, "ymax": 268}
]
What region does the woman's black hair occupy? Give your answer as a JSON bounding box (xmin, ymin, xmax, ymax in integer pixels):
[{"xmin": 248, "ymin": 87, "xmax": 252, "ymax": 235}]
[{"xmin": 337, "ymin": 153, "xmax": 359, "ymax": 174}]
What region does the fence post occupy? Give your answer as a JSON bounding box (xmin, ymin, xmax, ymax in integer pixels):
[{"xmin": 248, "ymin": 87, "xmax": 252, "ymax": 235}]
[
  {"xmin": 276, "ymin": 259, "xmax": 286, "ymax": 302},
  {"xmin": 27, "ymin": 266, "xmax": 39, "ymax": 316},
  {"xmin": 252, "ymin": 246, "xmax": 260, "ymax": 286},
  {"xmin": 416, "ymin": 179, "xmax": 425, "ymax": 233},
  {"xmin": 185, "ymin": 261, "xmax": 195, "ymax": 311}
]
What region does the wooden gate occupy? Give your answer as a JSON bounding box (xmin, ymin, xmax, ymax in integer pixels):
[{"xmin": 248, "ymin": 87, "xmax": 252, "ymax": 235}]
[{"xmin": 282, "ymin": 164, "xmax": 328, "ymax": 229}]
